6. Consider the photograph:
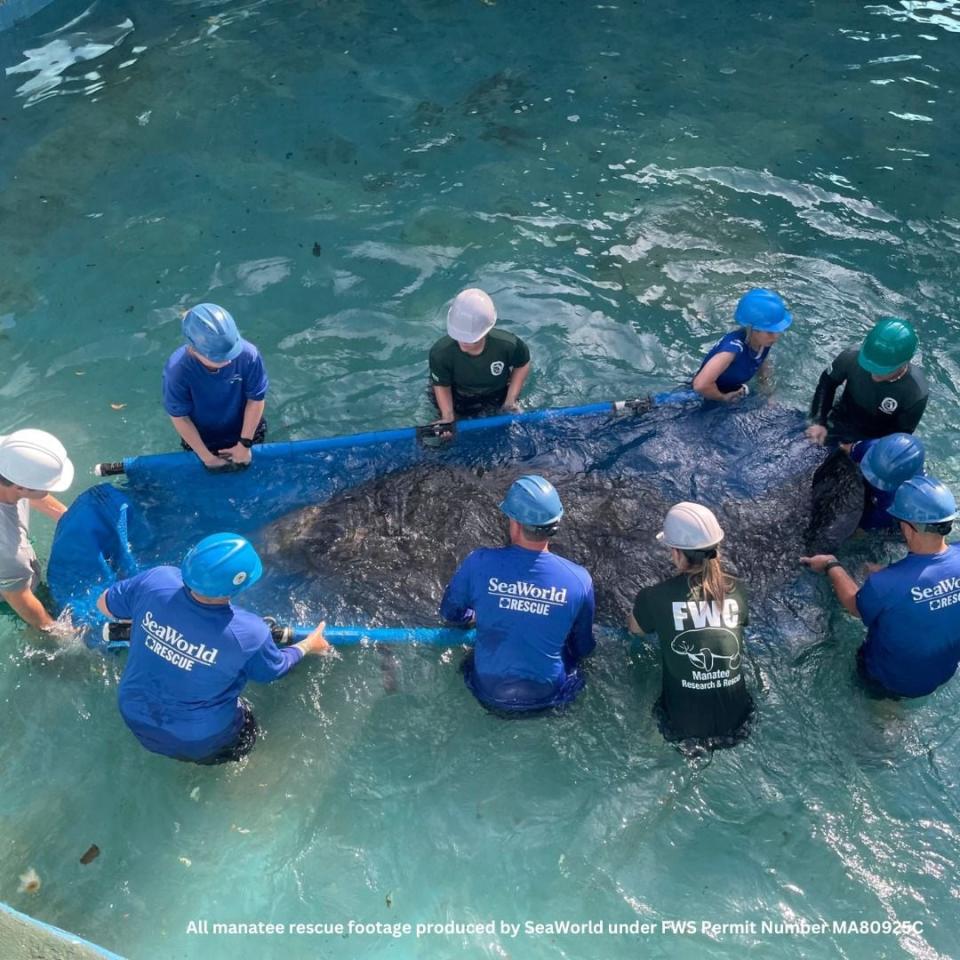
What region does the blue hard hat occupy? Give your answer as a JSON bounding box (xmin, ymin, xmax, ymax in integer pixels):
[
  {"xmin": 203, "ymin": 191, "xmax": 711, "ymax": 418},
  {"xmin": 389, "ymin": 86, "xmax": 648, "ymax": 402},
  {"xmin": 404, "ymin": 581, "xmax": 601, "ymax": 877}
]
[
  {"xmin": 500, "ymin": 475, "xmax": 564, "ymax": 527},
  {"xmin": 860, "ymin": 433, "xmax": 925, "ymax": 492},
  {"xmin": 888, "ymin": 475, "xmax": 958, "ymax": 526},
  {"xmin": 181, "ymin": 533, "xmax": 263, "ymax": 598},
  {"xmin": 734, "ymin": 288, "xmax": 793, "ymax": 333},
  {"xmin": 182, "ymin": 303, "xmax": 243, "ymax": 363}
]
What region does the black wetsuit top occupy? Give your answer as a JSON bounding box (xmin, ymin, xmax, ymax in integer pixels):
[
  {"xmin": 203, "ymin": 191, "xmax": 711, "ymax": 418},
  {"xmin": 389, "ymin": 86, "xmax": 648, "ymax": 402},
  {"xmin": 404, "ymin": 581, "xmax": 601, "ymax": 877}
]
[
  {"xmin": 632, "ymin": 574, "xmax": 751, "ymax": 740},
  {"xmin": 809, "ymin": 348, "xmax": 928, "ymax": 443}
]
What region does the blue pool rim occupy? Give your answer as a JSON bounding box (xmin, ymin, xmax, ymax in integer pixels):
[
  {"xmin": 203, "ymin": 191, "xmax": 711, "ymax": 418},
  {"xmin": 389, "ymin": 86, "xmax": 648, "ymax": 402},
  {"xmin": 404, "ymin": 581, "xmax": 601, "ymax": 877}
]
[{"xmin": 0, "ymin": 900, "xmax": 127, "ymax": 959}]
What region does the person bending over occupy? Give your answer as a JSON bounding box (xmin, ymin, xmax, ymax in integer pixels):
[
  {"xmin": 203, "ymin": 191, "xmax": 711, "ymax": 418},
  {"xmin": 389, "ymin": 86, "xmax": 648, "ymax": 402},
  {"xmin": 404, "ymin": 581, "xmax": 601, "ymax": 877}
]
[
  {"xmin": 98, "ymin": 533, "xmax": 329, "ymax": 764},
  {"xmin": 850, "ymin": 432, "xmax": 925, "ymax": 532},
  {"xmin": 629, "ymin": 502, "xmax": 752, "ymax": 743},
  {"xmin": 801, "ymin": 476, "xmax": 960, "ymax": 699},
  {"xmin": 806, "ymin": 317, "xmax": 927, "ymax": 445},
  {"xmin": 429, "ymin": 288, "xmax": 531, "ymax": 421},
  {"xmin": 0, "ymin": 430, "xmax": 73, "ymax": 631},
  {"xmin": 692, "ymin": 288, "xmax": 792, "ymax": 402},
  {"xmin": 163, "ymin": 303, "xmax": 269, "ymax": 470},
  {"xmin": 440, "ymin": 475, "xmax": 595, "ymax": 713}
]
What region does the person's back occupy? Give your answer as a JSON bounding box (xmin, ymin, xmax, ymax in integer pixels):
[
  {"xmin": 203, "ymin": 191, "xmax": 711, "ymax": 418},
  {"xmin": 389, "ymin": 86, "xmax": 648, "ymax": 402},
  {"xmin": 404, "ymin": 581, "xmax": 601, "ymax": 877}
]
[
  {"xmin": 857, "ymin": 544, "xmax": 960, "ymax": 697},
  {"xmin": 112, "ymin": 565, "xmax": 278, "ymax": 758},
  {"xmin": 440, "ymin": 475, "xmax": 595, "ymax": 712},
  {"xmin": 630, "ymin": 502, "xmax": 752, "ymax": 742}
]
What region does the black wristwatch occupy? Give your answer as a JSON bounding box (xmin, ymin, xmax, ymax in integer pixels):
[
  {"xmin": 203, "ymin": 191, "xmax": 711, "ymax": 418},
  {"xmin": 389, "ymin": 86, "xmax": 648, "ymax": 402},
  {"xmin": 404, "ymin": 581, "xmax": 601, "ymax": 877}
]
[
  {"xmin": 239, "ymin": 437, "xmax": 254, "ymax": 449},
  {"xmin": 824, "ymin": 560, "xmax": 843, "ymax": 574}
]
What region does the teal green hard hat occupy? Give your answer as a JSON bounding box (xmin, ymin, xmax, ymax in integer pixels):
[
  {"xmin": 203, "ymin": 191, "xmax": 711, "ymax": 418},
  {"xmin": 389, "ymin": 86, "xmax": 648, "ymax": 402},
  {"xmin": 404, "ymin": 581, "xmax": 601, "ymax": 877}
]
[{"xmin": 858, "ymin": 317, "xmax": 918, "ymax": 376}]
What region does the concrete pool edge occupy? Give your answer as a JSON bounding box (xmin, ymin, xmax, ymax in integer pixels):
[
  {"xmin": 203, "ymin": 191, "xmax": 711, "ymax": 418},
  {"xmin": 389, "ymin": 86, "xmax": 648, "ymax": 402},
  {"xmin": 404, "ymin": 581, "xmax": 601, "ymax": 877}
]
[
  {"xmin": 0, "ymin": 0, "xmax": 56, "ymax": 32},
  {"xmin": 0, "ymin": 900, "xmax": 127, "ymax": 960}
]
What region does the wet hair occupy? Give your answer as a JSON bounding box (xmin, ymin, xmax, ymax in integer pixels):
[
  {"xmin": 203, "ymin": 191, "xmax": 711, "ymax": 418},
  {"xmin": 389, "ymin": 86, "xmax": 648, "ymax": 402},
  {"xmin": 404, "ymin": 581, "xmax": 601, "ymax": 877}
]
[
  {"xmin": 0, "ymin": 474, "xmax": 12, "ymax": 487},
  {"xmin": 680, "ymin": 547, "xmax": 733, "ymax": 605},
  {"xmin": 922, "ymin": 520, "xmax": 953, "ymax": 536}
]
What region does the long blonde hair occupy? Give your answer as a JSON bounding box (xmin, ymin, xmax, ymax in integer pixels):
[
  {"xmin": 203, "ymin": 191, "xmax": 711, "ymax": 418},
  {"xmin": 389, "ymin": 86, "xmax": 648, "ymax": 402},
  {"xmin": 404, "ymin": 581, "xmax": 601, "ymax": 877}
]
[{"xmin": 679, "ymin": 548, "xmax": 733, "ymax": 606}]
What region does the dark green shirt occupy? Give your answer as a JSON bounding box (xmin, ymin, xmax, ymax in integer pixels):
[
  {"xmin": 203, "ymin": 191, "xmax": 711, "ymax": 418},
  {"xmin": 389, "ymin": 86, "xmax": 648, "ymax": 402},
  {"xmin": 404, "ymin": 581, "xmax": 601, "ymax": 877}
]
[
  {"xmin": 428, "ymin": 329, "xmax": 530, "ymax": 400},
  {"xmin": 633, "ymin": 573, "xmax": 751, "ymax": 740}
]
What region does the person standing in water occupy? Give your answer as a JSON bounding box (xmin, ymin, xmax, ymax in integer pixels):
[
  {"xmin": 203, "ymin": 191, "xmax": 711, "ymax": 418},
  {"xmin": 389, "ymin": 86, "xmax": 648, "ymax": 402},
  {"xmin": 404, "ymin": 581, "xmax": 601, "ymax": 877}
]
[
  {"xmin": 429, "ymin": 288, "xmax": 531, "ymax": 421},
  {"xmin": 163, "ymin": 303, "xmax": 269, "ymax": 469},
  {"xmin": 440, "ymin": 475, "xmax": 595, "ymax": 713},
  {"xmin": 849, "ymin": 432, "xmax": 925, "ymax": 532},
  {"xmin": 692, "ymin": 288, "xmax": 793, "ymax": 401},
  {"xmin": 628, "ymin": 502, "xmax": 752, "ymax": 743},
  {"xmin": 801, "ymin": 476, "xmax": 960, "ymax": 699},
  {"xmin": 806, "ymin": 317, "xmax": 927, "ymax": 445}
]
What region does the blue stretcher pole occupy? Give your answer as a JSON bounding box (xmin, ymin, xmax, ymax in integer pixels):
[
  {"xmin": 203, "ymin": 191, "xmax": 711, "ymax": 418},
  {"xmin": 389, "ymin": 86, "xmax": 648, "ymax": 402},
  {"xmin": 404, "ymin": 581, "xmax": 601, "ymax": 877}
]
[
  {"xmin": 93, "ymin": 390, "xmax": 700, "ymax": 476},
  {"xmin": 103, "ymin": 623, "xmax": 477, "ymax": 651}
]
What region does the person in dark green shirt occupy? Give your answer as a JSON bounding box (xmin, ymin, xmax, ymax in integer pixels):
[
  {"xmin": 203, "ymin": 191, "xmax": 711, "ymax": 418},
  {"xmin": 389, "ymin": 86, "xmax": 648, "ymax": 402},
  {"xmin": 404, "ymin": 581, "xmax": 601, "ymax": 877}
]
[
  {"xmin": 628, "ymin": 502, "xmax": 752, "ymax": 744},
  {"xmin": 429, "ymin": 288, "xmax": 531, "ymax": 421}
]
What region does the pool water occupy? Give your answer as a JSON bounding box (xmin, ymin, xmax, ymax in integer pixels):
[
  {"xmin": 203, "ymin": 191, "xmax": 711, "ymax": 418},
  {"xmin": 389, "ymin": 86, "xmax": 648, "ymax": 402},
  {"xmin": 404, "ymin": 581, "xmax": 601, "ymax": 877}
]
[{"xmin": 2, "ymin": 1, "xmax": 960, "ymax": 957}]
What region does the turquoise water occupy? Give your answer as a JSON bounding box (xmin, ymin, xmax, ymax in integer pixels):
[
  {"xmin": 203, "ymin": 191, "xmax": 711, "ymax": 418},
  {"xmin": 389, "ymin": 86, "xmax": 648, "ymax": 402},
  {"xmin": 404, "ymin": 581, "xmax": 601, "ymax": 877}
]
[{"xmin": 2, "ymin": 1, "xmax": 960, "ymax": 957}]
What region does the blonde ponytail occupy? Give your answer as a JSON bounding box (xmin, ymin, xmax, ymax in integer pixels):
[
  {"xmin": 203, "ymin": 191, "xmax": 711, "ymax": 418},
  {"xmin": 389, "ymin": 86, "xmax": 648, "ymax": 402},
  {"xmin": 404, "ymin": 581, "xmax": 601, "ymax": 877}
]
[{"xmin": 682, "ymin": 549, "xmax": 733, "ymax": 605}]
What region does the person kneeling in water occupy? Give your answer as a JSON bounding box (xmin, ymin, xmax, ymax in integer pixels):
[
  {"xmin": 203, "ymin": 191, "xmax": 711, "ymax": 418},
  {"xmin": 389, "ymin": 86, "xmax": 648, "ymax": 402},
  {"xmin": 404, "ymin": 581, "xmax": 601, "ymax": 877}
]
[
  {"xmin": 629, "ymin": 503, "xmax": 752, "ymax": 743},
  {"xmin": 98, "ymin": 533, "xmax": 329, "ymax": 764},
  {"xmin": 440, "ymin": 475, "xmax": 595, "ymax": 713},
  {"xmin": 802, "ymin": 476, "xmax": 960, "ymax": 699},
  {"xmin": 692, "ymin": 289, "xmax": 793, "ymax": 402}
]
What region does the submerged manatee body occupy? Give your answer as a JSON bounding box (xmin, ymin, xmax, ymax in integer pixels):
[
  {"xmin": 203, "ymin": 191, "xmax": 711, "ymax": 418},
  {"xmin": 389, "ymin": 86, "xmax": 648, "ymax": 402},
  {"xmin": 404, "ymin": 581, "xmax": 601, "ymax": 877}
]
[{"xmin": 258, "ymin": 406, "xmax": 864, "ymax": 626}]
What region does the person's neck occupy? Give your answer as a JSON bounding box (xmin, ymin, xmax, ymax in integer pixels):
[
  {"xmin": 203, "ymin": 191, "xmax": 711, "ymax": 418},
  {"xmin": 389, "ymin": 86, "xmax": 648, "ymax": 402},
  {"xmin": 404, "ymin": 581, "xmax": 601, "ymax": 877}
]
[
  {"xmin": 907, "ymin": 533, "xmax": 948, "ymax": 556},
  {"xmin": 510, "ymin": 536, "xmax": 550, "ymax": 553},
  {"xmin": 188, "ymin": 589, "xmax": 231, "ymax": 606}
]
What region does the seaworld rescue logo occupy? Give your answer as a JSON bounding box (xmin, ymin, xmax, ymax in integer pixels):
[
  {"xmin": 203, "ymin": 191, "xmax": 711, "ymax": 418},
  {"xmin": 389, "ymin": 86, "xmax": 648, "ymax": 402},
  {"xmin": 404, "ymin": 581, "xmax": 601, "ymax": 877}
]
[
  {"xmin": 487, "ymin": 577, "xmax": 568, "ymax": 616},
  {"xmin": 141, "ymin": 611, "xmax": 219, "ymax": 671},
  {"xmin": 490, "ymin": 360, "xmax": 505, "ymax": 376},
  {"xmin": 880, "ymin": 397, "xmax": 899, "ymax": 414}
]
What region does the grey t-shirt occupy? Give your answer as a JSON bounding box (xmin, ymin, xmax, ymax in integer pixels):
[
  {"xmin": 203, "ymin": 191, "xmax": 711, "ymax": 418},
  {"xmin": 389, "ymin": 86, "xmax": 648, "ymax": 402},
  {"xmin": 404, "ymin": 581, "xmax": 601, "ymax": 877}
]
[{"xmin": 0, "ymin": 499, "xmax": 40, "ymax": 593}]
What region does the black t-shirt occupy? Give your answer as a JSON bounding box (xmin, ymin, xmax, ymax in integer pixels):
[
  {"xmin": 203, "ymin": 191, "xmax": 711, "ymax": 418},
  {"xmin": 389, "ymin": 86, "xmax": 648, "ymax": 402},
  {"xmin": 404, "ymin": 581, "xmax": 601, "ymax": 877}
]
[
  {"xmin": 633, "ymin": 574, "xmax": 751, "ymax": 740},
  {"xmin": 428, "ymin": 329, "xmax": 530, "ymax": 401},
  {"xmin": 818, "ymin": 348, "xmax": 928, "ymax": 442}
]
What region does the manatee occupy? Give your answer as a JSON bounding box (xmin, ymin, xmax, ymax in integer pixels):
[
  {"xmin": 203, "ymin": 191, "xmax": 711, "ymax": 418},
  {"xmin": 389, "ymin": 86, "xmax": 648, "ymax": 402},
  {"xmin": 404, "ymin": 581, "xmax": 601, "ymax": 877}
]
[{"xmin": 257, "ymin": 408, "xmax": 865, "ymax": 627}]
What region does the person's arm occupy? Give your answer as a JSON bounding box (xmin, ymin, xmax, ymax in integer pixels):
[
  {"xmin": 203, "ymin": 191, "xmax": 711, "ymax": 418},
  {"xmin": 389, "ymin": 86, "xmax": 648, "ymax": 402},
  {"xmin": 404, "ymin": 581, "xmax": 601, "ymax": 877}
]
[
  {"xmin": 218, "ymin": 399, "xmax": 265, "ymax": 466},
  {"xmin": 565, "ymin": 583, "xmax": 596, "ymax": 663},
  {"xmin": 440, "ymin": 556, "xmax": 475, "ymax": 623},
  {"xmin": 1, "ymin": 586, "xmax": 55, "ymax": 629},
  {"xmin": 245, "ymin": 622, "xmax": 329, "ymax": 683},
  {"xmin": 807, "ymin": 362, "xmax": 844, "ymax": 443},
  {"xmin": 431, "ymin": 384, "xmax": 455, "ymax": 423},
  {"xmin": 892, "ymin": 396, "xmax": 927, "ymax": 435},
  {"xmin": 169, "ymin": 416, "xmax": 229, "ymax": 469},
  {"xmin": 628, "ymin": 587, "xmax": 654, "ymax": 635},
  {"xmin": 799, "ymin": 554, "xmax": 861, "ymax": 617},
  {"xmin": 692, "ymin": 352, "xmax": 745, "ymax": 402},
  {"xmin": 502, "ymin": 362, "xmax": 530, "ymax": 412},
  {"xmin": 30, "ymin": 495, "xmax": 67, "ymax": 521}
]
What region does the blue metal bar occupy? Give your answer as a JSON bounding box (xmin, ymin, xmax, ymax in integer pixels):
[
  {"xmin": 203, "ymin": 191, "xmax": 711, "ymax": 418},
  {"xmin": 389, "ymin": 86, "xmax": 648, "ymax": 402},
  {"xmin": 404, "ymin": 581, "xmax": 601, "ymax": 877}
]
[{"xmin": 102, "ymin": 390, "xmax": 700, "ymax": 476}]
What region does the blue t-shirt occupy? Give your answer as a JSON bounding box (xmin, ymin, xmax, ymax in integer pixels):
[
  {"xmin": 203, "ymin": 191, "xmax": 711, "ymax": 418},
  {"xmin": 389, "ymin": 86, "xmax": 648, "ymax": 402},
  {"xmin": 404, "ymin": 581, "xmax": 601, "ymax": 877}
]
[
  {"xmin": 105, "ymin": 566, "xmax": 303, "ymax": 759},
  {"xmin": 696, "ymin": 329, "xmax": 770, "ymax": 394},
  {"xmin": 162, "ymin": 341, "xmax": 269, "ymax": 450},
  {"xmin": 856, "ymin": 545, "xmax": 960, "ymax": 697},
  {"xmin": 440, "ymin": 545, "xmax": 595, "ymax": 710}
]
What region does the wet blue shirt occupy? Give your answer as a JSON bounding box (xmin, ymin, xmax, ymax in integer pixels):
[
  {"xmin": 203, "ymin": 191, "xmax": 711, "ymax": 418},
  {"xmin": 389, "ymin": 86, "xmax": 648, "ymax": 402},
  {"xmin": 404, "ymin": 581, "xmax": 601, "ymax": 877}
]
[
  {"xmin": 105, "ymin": 566, "xmax": 303, "ymax": 760},
  {"xmin": 440, "ymin": 545, "xmax": 595, "ymax": 710},
  {"xmin": 856, "ymin": 545, "xmax": 960, "ymax": 697},
  {"xmin": 696, "ymin": 329, "xmax": 770, "ymax": 394},
  {"xmin": 162, "ymin": 341, "xmax": 269, "ymax": 450}
]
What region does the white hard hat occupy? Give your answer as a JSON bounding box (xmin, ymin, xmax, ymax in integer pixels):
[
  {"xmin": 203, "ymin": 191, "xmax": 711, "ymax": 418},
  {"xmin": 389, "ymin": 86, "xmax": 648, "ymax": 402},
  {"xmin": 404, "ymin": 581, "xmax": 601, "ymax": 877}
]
[
  {"xmin": 0, "ymin": 429, "xmax": 75, "ymax": 492},
  {"xmin": 447, "ymin": 288, "xmax": 497, "ymax": 343},
  {"xmin": 657, "ymin": 502, "xmax": 724, "ymax": 550}
]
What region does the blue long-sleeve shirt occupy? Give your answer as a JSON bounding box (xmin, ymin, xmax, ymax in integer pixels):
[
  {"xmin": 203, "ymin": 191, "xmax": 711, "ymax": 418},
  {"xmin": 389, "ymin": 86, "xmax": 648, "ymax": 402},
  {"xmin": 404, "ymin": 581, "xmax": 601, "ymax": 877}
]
[
  {"xmin": 441, "ymin": 545, "xmax": 595, "ymax": 710},
  {"xmin": 106, "ymin": 566, "xmax": 302, "ymax": 759}
]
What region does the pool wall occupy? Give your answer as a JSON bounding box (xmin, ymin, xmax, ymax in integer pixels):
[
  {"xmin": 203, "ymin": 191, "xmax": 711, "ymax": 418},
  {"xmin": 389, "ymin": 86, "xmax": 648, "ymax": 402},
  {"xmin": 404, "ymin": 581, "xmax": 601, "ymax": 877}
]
[
  {"xmin": 0, "ymin": 0, "xmax": 55, "ymax": 31},
  {"xmin": 0, "ymin": 901, "xmax": 126, "ymax": 959}
]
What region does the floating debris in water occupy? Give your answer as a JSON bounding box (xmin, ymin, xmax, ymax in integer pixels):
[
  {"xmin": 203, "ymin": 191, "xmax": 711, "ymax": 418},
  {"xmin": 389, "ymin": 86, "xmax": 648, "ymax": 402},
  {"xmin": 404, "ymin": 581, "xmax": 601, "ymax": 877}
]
[
  {"xmin": 312, "ymin": 242, "xmax": 322, "ymax": 257},
  {"xmin": 18, "ymin": 868, "xmax": 41, "ymax": 894},
  {"xmin": 230, "ymin": 824, "xmax": 251, "ymax": 835},
  {"xmin": 190, "ymin": 786, "xmax": 200, "ymax": 801},
  {"xmin": 385, "ymin": 892, "xmax": 393, "ymax": 909},
  {"xmin": 110, "ymin": 403, "xmax": 127, "ymax": 410},
  {"xmin": 80, "ymin": 844, "xmax": 100, "ymax": 865},
  {"xmin": 179, "ymin": 857, "xmax": 192, "ymax": 868}
]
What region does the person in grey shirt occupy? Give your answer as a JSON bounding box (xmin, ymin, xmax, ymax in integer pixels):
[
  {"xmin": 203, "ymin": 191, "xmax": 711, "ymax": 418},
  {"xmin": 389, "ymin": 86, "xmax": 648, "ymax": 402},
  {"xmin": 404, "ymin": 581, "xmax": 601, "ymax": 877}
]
[{"xmin": 0, "ymin": 430, "xmax": 74, "ymax": 630}]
